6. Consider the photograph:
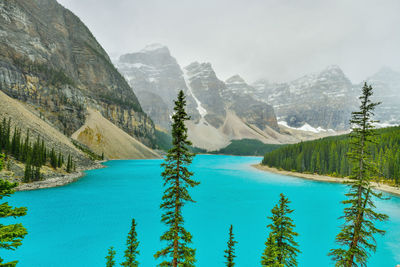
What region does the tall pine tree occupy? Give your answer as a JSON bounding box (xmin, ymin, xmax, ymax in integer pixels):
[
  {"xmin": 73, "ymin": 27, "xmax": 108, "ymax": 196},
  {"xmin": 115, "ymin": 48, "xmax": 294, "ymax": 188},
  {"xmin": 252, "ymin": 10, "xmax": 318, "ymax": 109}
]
[
  {"xmin": 328, "ymin": 83, "xmax": 388, "ymax": 266},
  {"xmin": 0, "ymin": 179, "xmax": 28, "ymax": 266},
  {"xmin": 106, "ymin": 247, "xmax": 116, "ymax": 267},
  {"xmin": 121, "ymin": 218, "xmax": 139, "ymax": 267},
  {"xmin": 265, "ymin": 193, "xmax": 299, "ymax": 267},
  {"xmin": 224, "ymin": 225, "xmax": 237, "ymax": 267},
  {"xmin": 154, "ymin": 90, "xmax": 199, "ymax": 267}
]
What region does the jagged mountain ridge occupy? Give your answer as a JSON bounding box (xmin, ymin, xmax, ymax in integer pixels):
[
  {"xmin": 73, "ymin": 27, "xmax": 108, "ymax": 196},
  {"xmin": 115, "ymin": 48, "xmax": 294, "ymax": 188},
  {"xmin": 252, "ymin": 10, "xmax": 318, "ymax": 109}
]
[
  {"xmin": 116, "ymin": 45, "xmax": 283, "ymax": 150},
  {"xmin": 252, "ymin": 65, "xmax": 358, "ymax": 130},
  {"xmin": 0, "ymin": 0, "xmax": 157, "ymax": 152},
  {"xmin": 252, "ymin": 65, "xmax": 400, "ymax": 130},
  {"xmin": 116, "ymin": 44, "xmax": 200, "ymax": 129}
]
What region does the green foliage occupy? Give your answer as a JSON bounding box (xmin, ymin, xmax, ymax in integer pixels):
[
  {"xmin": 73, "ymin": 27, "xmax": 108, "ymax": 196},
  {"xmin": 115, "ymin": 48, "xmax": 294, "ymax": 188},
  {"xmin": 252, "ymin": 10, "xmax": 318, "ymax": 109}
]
[
  {"xmin": 106, "ymin": 247, "xmax": 116, "ymax": 267},
  {"xmin": 121, "ymin": 218, "xmax": 140, "ymax": 267},
  {"xmin": 0, "ymin": 179, "xmax": 28, "ymax": 266},
  {"xmin": 154, "ymin": 129, "xmax": 173, "ymax": 151},
  {"xmin": 212, "ymin": 139, "xmax": 282, "ymax": 156},
  {"xmin": 0, "ymin": 118, "xmax": 73, "ymax": 181},
  {"xmin": 224, "ymin": 225, "xmax": 237, "ymax": 267},
  {"xmin": 154, "ymin": 90, "xmax": 199, "ymax": 267},
  {"xmin": 262, "ymin": 126, "xmax": 400, "ymax": 183},
  {"xmin": 66, "ymin": 154, "xmax": 72, "ymax": 173},
  {"xmin": 71, "ymin": 139, "xmax": 102, "ymax": 160},
  {"xmin": 264, "ymin": 194, "xmax": 300, "ymax": 267},
  {"xmin": 154, "ymin": 129, "xmax": 206, "ymax": 154},
  {"xmin": 328, "ymin": 83, "xmax": 388, "ymax": 266},
  {"xmin": 0, "ymin": 154, "xmax": 4, "ymax": 171},
  {"xmin": 261, "ymin": 234, "xmax": 283, "ymax": 267}
]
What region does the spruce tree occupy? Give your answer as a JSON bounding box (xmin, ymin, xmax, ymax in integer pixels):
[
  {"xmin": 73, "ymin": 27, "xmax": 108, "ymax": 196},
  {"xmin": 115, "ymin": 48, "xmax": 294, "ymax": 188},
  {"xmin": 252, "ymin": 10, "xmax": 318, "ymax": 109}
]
[
  {"xmin": 154, "ymin": 90, "xmax": 199, "ymax": 267},
  {"xmin": 266, "ymin": 193, "xmax": 299, "ymax": 267},
  {"xmin": 328, "ymin": 83, "xmax": 388, "ymax": 266},
  {"xmin": 24, "ymin": 160, "xmax": 32, "ymax": 183},
  {"xmin": 224, "ymin": 225, "xmax": 237, "ymax": 267},
  {"xmin": 57, "ymin": 152, "xmax": 62, "ymax": 168},
  {"xmin": 0, "ymin": 179, "xmax": 28, "ymax": 266},
  {"xmin": 261, "ymin": 234, "xmax": 282, "ymax": 267},
  {"xmin": 66, "ymin": 154, "xmax": 72, "ymax": 173},
  {"xmin": 121, "ymin": 218, "xmax": 139, "ymax": 267},
  {"xmin": 106, "ymin": 247, "xmax": 116, "ymax": 267},
  {"xmin": 50, "ymin": 148, "xmax": 57, "ymax": 169},
  {"xmin": 0, "ymin": 154, "xmax": 4, "ymax": 171}
]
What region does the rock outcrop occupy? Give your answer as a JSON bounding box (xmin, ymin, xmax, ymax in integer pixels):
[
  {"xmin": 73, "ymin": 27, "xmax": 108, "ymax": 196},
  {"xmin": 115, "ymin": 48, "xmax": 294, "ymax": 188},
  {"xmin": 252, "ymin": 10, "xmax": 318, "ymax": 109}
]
[
  {"xmin": 115, "ymin": 44, "xmax": 199, "ymax": 130},
  {"xmin": 0, "ymin": 0, "xmax": 155, "ymax": 147},
  {"xmin": 72, "ymin": 109, "xmax": 160, "ymax": 159}
]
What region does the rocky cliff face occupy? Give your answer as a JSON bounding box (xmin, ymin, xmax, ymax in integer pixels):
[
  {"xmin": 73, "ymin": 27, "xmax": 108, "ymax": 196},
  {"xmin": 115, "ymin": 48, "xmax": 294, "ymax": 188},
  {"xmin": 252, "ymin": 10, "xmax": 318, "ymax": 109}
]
[
  {"xmin": 0, "ymin": 0, "xmax": 155, "ymax": 146},
  {"xmin": 183, "ymin": 62, "xmax": 227, "ymax": 128},
  {"xmin": 224, "ymin": 75, "xmax": 278, "ymax": 131},
  {"xmin": 252, "ymin": 65, "xmax": 358, "ymax": 130},
  {"xmin": 115, "ymin": 44, "xmax": 199, "ymax": 130}
]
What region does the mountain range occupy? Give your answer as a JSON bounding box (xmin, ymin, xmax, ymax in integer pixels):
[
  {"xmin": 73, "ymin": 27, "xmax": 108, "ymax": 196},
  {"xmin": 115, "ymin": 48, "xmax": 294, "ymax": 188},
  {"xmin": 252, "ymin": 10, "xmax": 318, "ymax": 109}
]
[
  {"xmin": 115, "ymin": 44, "xmax": 400, "ymax": 150},
  {"xmin": 1, "ymin": 0, "xmax": 399, "ymax": 164},
  {"xmin": 115, "ymin": 45, "xmax": 328, "ymax": 150}
]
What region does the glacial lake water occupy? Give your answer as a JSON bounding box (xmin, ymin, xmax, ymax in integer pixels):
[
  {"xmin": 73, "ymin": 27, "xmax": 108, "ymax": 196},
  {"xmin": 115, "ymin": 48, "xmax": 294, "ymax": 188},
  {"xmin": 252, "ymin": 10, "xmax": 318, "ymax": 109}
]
[{"xmin": 3, "ymin": 155, "xmax": 400, "ymax": 266}]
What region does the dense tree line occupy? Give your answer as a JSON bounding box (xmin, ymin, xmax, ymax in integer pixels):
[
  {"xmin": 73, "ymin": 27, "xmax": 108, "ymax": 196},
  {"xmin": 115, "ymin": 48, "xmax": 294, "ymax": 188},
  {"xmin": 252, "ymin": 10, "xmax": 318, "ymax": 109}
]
[
  {"xmin": 262, "ymin": 126, "xmax": 400, "ymax": 184},
  {"xmin": 212, "ymin": 139, "xmax": 282, "ymax": 156},
  {"xmin": 0, "ymin": 118, "xmax": 75, "ymax": 182}
]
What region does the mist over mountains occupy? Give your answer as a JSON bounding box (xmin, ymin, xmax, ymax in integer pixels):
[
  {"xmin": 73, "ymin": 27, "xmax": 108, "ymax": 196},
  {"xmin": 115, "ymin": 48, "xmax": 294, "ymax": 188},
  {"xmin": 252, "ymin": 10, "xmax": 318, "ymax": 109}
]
[{"xmin": 115, "ymin": 44, "xmax": 400, "ymax": 150}]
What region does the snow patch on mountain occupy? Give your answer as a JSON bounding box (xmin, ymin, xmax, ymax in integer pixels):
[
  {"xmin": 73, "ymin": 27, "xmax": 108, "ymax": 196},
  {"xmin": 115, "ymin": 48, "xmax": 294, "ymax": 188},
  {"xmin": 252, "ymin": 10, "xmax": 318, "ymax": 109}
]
[
  {"xmin": 278, "ymin": 121, "xmax": 335, "ymax": 133},
  {"xmin": 183, "ymin": 70, "xmax": 207, "ymax": 118}
]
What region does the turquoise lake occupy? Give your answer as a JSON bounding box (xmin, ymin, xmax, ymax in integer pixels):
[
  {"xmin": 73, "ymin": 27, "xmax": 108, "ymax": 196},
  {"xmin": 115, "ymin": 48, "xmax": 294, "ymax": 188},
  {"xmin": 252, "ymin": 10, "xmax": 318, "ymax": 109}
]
[{"xmin": 3, "ymin": 155, "xmax": 400, "ymax": 266}]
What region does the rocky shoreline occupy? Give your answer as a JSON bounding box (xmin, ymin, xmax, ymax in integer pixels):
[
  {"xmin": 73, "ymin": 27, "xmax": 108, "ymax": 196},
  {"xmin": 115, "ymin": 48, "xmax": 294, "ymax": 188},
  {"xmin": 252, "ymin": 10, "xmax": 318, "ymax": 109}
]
[
  {"xmin": 253, "ymin": 164, "xmax": 400, "ymax": 197},
  {"xmin": 15, "ymin": 162, "xmax": 106, "ymax": 191}
]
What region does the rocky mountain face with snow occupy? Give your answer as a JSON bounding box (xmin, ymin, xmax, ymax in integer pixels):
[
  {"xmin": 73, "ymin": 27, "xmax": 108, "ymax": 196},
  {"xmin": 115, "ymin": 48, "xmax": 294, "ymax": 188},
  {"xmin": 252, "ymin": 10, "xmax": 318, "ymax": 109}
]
[
  {"xmin": 116, "ymin": 45, "xmax": 199, "ymax": 129},
  {"xmin": 116, "ymin": 45, "xmax": 285, "ymax": 150},
  {"xmin": 365, "ymin": 67, "xmax": 400, "ymax": 126},
  {"xmin": 183, "ymin": 62, "xmax": 227, "ymax": 128},
  {"xmin": 116, "ymin": 44, "xmax": 399, "ymax": 150},
  {"xmin": 252, "ymin": 65, "xmax": 400, "ymax": 131},
  {"xmin": 224, "ymin": 75, "xmax": 279, "ymax": 131},
  {"xmin": 252, "ymin": 66, "xmax": 359, "ymax": 130}
]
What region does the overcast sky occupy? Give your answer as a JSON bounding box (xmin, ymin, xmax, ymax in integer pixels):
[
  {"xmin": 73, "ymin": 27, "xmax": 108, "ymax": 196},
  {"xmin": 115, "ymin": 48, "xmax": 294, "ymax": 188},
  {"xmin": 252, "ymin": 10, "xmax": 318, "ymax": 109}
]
[{"xmin": 58, "ymin": 0, "xmax": 400, "ymax": 83}]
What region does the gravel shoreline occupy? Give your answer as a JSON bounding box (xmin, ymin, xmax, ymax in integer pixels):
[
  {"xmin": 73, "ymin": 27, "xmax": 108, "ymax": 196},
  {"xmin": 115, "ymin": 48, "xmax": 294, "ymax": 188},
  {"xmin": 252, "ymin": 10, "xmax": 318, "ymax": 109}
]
[
  {"xmin": 15, "ymin": 162, "xmax": 106, "ymax": 191},
  {"xmin": 253, "ymin": 164, "xmax": 400, "ymax": 197}
]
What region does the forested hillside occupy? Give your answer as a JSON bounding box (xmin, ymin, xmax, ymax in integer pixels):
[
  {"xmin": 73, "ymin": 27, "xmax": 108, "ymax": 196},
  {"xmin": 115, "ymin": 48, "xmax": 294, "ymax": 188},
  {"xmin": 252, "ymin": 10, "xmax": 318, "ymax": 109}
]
[
  {"xmin": 262, "ymin": 126, "xmax": 400, "ymax": 184},
  {"xmin": 211, "ymin": 139, "xmax": 282, "ymax": 156},
  {"xmin": 0, "ymin": 118, "xmax": 77, "ymax": 182}
]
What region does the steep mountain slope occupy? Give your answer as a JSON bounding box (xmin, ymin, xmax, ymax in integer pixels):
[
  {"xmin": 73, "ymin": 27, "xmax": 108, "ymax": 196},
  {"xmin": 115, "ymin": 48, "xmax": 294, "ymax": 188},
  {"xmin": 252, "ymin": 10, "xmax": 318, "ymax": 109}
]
[
  {"xmin": 72, "ymin": 109, "xmax": 159, "ymax": 159},
  {"xmin": 224, "ymin": 75, "xmax": 279, "ymax": 131},
  {"xmin": 0, "ymin": 0, "xmax": 155, "ymax": 149},
  {"xmin": 115, "ymin": 44, "xmax": 199, "ymax": 129},
  {"xmin": 253, "ymin": 65, "xmax": 357, "ymax": 130}
]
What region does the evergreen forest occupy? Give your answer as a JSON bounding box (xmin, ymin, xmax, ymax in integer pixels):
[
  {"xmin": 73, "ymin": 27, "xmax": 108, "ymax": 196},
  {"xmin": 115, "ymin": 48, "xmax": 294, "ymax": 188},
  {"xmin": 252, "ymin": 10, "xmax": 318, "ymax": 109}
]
[{"xmin": 262, "ymin": 126, "xmax": 400, "ymax": 185}]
